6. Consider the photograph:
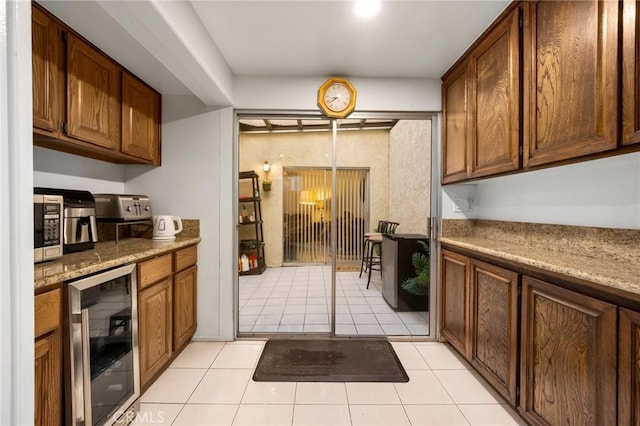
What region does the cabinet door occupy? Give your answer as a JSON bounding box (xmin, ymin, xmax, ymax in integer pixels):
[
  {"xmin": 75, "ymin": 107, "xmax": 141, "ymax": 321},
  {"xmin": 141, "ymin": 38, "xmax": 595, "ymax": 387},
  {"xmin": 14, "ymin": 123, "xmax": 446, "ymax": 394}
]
[
  {"xmin": 468, "ymin": 8, "xmax": 521, "ymax": 179},
  {"xmin": 441, "ymin": 62, "xmax": 470, "ymax": 184},
  {"xmin": 122, "ymin": 73, "xmax": 160, "ymax": 163},
  {"xmin": 520, "ymin": 276, "xmax": 617, "ymax": 426},
  {"xmin": 35, "ymin": 331, "xmax": 62, "ymax": 426},
  {"xmin": 440, "ymin": 250, "xmax": 471, "ymax": 358},
  {"xmin": 32, "ymin": 5, "xmax": 62, "ymax": 134},
  {"xmin": 622, "ymin": 0, "xmax": 640, "ymax": 146},
  {"xmin": 619, "ymin": 308, "xmax": 640, "ymax": 425},
  {"xmin": 469, "ymin": 259, "xmax": 519, "ymax": 405},
  {"xmin": 67, "ymin": 33, "xmax": 121, "ymax": 150},
  {"xmin": 173, "ymin": 265, "xmax": 197, "ymax": 351},
  {"xmin": 523, "ymin": 0, "xmax": 619, "ymax": 167},
  {"xmin": 138, "ymin": 279, "xmax": 172, "ymax": 388}
]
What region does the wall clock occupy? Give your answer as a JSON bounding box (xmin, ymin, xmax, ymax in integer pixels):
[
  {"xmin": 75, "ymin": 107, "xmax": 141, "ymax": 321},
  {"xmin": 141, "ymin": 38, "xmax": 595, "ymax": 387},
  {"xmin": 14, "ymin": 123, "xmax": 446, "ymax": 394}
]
[{"xmin": 317, "ymin": 77, "xmax": 357, "ymax": 119}]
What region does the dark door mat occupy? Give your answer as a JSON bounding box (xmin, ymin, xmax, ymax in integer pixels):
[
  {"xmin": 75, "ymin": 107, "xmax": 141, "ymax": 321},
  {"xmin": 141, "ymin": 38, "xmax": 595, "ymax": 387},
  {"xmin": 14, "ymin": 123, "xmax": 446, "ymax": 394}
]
[{"xmin": 253, "ymin": 338, "xmax": 409, "ymax": 382}]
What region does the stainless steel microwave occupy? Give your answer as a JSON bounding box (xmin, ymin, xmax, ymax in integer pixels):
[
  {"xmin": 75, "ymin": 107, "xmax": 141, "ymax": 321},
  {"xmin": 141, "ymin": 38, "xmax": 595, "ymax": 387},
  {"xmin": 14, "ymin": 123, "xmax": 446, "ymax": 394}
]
[{"xmin": 34, "ymin": 193, "xmax": 64, "ymax": 263}]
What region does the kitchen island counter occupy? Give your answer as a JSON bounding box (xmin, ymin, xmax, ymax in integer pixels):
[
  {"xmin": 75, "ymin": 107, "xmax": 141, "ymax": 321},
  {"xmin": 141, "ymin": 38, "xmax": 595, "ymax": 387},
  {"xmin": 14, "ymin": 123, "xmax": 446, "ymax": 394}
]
[{"xmin": 34, "ymin": 237, "xmax": 201, "ymax": 291}]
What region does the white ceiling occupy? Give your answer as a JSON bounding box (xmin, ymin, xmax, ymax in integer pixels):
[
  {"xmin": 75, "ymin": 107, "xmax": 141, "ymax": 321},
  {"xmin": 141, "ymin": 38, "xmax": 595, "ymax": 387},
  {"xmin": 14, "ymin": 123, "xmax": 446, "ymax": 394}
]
[
  {"xmin": 38, "ymin": 0, "xmax": 510, "ymax": 105},
  {"xmin": 191, "ymin": 1, "xmax": 509, "ymax": 78}
]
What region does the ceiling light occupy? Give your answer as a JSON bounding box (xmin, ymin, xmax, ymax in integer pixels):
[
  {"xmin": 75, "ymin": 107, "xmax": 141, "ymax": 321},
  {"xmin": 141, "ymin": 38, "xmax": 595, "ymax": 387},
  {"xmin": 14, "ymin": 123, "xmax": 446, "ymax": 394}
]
[{"xmin": 354, "ymin": 0, "xmax": 381, "ymax": 19}]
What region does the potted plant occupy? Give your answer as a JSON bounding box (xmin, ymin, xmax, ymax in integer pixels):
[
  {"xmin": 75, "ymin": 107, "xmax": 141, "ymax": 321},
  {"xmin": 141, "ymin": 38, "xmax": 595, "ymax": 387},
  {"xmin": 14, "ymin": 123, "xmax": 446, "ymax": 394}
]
[{"xmin": 401, "ymin": 240, "xmax": 430, "ymax": 296}]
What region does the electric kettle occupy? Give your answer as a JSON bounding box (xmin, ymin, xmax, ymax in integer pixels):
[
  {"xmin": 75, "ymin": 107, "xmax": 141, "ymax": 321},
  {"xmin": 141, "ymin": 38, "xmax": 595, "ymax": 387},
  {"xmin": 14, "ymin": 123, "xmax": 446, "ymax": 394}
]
[{"xmin": 152, "ymin": 215, "xmax": 183, "ymax": 240}]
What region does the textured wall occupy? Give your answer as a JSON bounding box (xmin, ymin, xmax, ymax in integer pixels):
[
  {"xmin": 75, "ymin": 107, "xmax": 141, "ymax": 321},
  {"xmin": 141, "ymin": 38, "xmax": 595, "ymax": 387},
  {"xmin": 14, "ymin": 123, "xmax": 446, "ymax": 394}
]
[
  {"xmin": 240, "ymin": 130, "xmax": 389, "ymax": 266},
  {"xmin": 389, "ymin": 120, "xmax": 432, "ymax": 235}
]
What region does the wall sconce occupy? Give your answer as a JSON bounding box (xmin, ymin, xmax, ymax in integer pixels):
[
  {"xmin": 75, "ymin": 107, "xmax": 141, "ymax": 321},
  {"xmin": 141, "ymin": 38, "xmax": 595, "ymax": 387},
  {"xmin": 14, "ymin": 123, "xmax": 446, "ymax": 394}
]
[{"xmin": 262, "ymin": 160, "xmax": 272, "ymax": 192}]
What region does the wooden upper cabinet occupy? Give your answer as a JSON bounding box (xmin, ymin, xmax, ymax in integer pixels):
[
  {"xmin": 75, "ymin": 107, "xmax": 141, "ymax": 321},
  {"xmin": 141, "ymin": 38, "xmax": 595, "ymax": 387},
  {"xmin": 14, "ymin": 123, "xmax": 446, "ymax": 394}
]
[
  {"xmin": 619, "ymin": 308, "xmax": 640, "ymax": 425},
  {"xmin": 520, "ymin": 276, "xmax": 617, "ymax": 426},
  {"xmin": 66, "ymin": 33, "xmax": 121, "ymax": 150},
  {"xmin": 442, "ymin": 61, "xmax": 469, "ymax": 184},
  {"xmin": 469, "ymin": 259, "xmax": 519, "ymax": 406},
  {"xmin": 622, "ymin": 0, "xmax": 640, "ymax": 146},
  {"xmin": 523, "ymin": 0, "xmax": 619, "ymax": 167},
  {"xmin": 468, "ymin": 8, "xmax": 521, "ymax": 178},
  {"xmin": 122, "ymin": 73, "xmax": 160, "ymax": 164},
  {"xmin": 32, "ymin": 5, "xmax": 61, "ymax": 134},
  {"xmin": 440, "ymin": 250, "xmax": 471, "ymax": 358}
]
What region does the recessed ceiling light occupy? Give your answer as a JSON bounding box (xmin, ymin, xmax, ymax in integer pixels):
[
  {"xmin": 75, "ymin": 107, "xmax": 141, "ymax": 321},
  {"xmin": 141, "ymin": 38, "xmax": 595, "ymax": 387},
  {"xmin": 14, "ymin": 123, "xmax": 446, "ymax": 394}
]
[{"xmin": 354, "ymin": 0, "xmax": 381, "ymax": 19}]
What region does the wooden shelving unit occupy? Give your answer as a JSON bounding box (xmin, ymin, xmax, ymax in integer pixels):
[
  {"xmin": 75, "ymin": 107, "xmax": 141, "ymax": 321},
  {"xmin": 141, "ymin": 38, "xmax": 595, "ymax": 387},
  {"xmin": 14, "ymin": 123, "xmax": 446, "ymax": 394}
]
[{"xmin": 239, "ymin": 171, "xmax": 266, "ymax": 275}]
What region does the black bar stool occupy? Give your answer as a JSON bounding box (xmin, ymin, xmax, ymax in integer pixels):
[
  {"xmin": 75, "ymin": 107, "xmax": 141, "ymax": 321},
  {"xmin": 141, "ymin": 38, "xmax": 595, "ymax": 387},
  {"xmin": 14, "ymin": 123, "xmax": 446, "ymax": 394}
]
[{"xmin": 360, "ymin": 221, "xmax": 399, "ymax": 289}]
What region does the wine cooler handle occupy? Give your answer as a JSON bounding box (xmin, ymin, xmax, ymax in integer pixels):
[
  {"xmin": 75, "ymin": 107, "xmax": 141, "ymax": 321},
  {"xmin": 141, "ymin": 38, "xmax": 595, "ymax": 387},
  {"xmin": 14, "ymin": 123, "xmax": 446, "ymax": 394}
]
[{"xmin": 81, "ymin": 309, "xmax": 93, "ymax": 426}]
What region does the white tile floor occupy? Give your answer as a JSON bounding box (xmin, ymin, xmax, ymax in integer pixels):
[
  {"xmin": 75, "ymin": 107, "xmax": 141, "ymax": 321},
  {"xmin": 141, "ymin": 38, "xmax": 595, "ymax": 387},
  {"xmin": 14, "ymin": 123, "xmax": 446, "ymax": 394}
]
[
  {"xmin": 134, "ymin": 340, "xmax": 527, "ymax": 426},
  {"xmin": 239, "ymin": 266, "xmax": 429, "ymax": 336}
]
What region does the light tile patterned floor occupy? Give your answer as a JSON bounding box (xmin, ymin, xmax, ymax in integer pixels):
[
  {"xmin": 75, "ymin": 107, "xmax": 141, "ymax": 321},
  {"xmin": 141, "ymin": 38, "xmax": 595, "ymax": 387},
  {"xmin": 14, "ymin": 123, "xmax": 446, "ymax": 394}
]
[
  {"xmin": 239, "ymin": 266, "xmax": 429, "ymax": 336},
  {"xmin": 134, "ymin": 340, "xmax": 527, "ymax": 426}
]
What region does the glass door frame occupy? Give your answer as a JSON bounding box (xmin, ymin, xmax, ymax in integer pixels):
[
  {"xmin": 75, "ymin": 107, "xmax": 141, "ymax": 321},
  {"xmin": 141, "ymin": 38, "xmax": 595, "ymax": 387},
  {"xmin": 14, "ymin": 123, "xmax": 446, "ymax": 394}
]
[{"xmin": 234, "ymin": 110, "xmax": 440, "ymax": 340}]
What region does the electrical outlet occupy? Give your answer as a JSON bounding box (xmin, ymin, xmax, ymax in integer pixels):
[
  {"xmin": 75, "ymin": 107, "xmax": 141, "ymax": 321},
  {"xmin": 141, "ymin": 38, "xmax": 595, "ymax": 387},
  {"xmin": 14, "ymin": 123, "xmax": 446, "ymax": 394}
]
[{"xmin": 453, "ymin": 198, "xmax": 464, "ymax": 213}]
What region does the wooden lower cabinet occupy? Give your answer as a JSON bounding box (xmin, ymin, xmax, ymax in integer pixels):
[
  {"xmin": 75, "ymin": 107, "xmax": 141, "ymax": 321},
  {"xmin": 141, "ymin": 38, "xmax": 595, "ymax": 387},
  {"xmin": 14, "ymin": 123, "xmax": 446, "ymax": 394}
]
[
  {"xmin": 619, "ymin": 308, "xmax": 640, "ymax": 425},
  {"xmin": 440, "ymin": 250, "xmax": 471, "ymax": 357},
  {"xmin": 138, "ymin": 278, "xmax": 173, "ymax": 388},
  {"xmin": 519, "ymin": 276, "xmax": 617, "ymax": 426},
  {"xmin": 173, "ymin": 265, "xmax": 197, "ymax": 351},
  {"xmin": 469, "ymin": 259, "xmax": 519, "ymax": 405},
  {"xmin": 35, "ymin": 330, "xmax": 62, "ymax": 426}
]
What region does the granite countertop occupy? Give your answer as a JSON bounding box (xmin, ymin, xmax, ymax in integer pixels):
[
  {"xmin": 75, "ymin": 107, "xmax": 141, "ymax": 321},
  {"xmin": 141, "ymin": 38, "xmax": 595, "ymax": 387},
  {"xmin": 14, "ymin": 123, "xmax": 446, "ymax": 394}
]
[
  {"xmin": 35, "ymin": 237, "xmax": 201, "ymax": 291},
  {"xmin": 440, "ymin": 236, "xmax": 640, "ymax": 297}
]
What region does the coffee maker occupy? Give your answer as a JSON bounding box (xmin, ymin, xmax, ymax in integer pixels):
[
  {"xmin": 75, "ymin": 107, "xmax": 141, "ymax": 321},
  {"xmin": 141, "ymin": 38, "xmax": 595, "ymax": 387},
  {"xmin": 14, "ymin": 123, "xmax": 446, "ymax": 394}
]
[{"xmin": 35, "ymin": 188, "xmax": 98, "ymax": 253}]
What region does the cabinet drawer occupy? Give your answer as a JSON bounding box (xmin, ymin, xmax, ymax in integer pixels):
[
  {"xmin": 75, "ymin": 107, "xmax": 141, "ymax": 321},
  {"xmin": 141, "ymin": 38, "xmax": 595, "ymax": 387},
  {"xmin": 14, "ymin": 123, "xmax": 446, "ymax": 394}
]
[
  {"xmin": 35, "ymin": 288, "xmax": 61, "ymax": 339},
  {"xmin": 138, "ymin": 254, "xmax": 173, "ymax": 290},
  {"xmin": 175, "ymin": 245, "xmax": 197, "ymax": 271}
]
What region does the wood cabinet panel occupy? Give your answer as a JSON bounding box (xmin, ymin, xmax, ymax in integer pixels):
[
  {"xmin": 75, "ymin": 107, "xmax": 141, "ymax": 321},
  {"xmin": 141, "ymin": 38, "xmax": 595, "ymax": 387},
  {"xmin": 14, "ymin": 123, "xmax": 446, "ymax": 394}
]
[
  {"xmin": 67, "ymin": 33, "xmax": 121, "ymax": 150},
  {"xmin": 175, "ymin": 245, "xmax": 197, "ymax": 272},
  {"xmin": 173, "ymin": 265, "xmax": 197, "ymax": 351},
  {"xmin": 523, "ymin": 0, "xmax": 619, "ymax": 167},
  {"xmin": 442, "ymin": 63, "xmax": 469, "ymax": 184},
  {"xmin": 35, "ymin": 330, "xmax": 62, "ymax": 426},
  {"xmin": 440, "ymin": 250, "xmax": 471, "ymax": 358},
  {"xmin": 622, "ymin": 0, "xmax": 640, "ymax": 146},
  {"xmin": 122, "ymin": 73, "xmax": 160, "ymax": 163},
  {"xmin": 468, "ymin": 8, "xmax": 520, "ymax": 178},
  {"xmin": 138, "ymin": 254, "xmax": 173, "ymax": 290},
  {"xmin": 619, "ymin": 308, "xmax": 640, "ymax": 426},
  {"xmin": 34, "ymin": 288, "xmax": 61, "ymax": 338},
  {"xmin": 138, "ymin": 278, "xmax": 172, "ymax": 388},
  {"xmin": 470, "ymin": 259, "xmax": 518, "ymax": 405},
  {"xmin": 32, "ymin": 5, "xmax": 61, "ymax": 134},
  {"xmin": 520, "ymin": 276, "xmax": 617, "ymax": 426}
]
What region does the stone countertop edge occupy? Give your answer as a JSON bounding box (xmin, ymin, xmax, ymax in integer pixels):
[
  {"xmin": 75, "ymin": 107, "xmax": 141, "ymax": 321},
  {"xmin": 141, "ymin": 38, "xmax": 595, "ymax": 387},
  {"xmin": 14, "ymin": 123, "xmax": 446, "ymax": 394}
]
[
  {"xmin": 34, "ymin": 237, "xmax": 201, "ymax": 291},
  {"xmin": 439, "ymin": 237, "xmax": 640, "ymax": 296}
]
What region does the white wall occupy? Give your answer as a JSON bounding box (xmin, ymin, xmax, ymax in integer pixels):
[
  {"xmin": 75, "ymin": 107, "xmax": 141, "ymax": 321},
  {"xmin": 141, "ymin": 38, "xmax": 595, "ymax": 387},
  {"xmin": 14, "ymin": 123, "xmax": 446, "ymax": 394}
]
[
  {"xmin": 33, "ymin": 147, "xmax": 126, "ymax": 193},
  {"xmin": 442, "ymin": 152, "xmax": 640, "ymax": 230},
  {"xmin": 125, "ymin": 95, "xmax": 233, "ymax": 340},
  {"xmin": 234, "ymin": 76, "xmax": 442, "ymax": 112},
  {"xmin": 1, "ymin": 0, "xmax": 34, "ymax": 423}
]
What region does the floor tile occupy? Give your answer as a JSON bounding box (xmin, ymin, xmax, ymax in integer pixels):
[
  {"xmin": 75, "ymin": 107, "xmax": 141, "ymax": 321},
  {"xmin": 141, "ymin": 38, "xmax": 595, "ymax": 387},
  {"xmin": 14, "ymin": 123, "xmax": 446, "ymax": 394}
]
[
  {"xmin": 172, "ymin": 404, "xmax": 238, "ymax": 426},
  {"xmin": 407, "ymin": 323, "xmax": 430, "ymax": 335},
  {"xmin": 238, "ymin": 315, "xmax": 257, "ymax": 327},
  {"xmin": 141, "ymin": 368, "xmax": 206, "ymax": 403},
  {"xmin": 306, "ymin": 304, "xmax": 328, "ymax": 314},
  {"xmin": 335, "ymin": 313, "xmax": 354, "ymax": 324},
  {"xmin": 278, "ymin": 324, "xmax": 304, "ymax": 332},
  {"xmin": 394, "ymin": 370, "xmax": 454, "ymax": 404},
  {"xmin": 335, "ymin": 324, "xmax": 357, "ymax": 334},
  {"xmin": 210, "ymin": 343, "xmax": 263, "ymax": 369},
  {"xmin": 232, "ymin": 404, "xmax": 294, "ymax": 426},
  {"xmin": 352, "ymin": 313, "xmax": 378, "ymax": 324},
  {"xmin": 381, "ymin": 323, "xmax": 411, "ymax": 335},
  {"xmin": 281, "ymin": 314, "xmax": 305, "ymax": 325},
  {"xmin": 170, "ymin": 341, "xmax": 225, "ymax": 369},
  {"xmin": 355, "ymin": 324, "xmax": 384, "ymax": 335},
  {"xmin": 345, "ymin": 382, "xmax": 401, "ymax": 404},
  {"xmin": 132, "ymin": 403, "xmax": 183, "ymax": 425},
  {"xmin": 295, "ymin": 382, "xmax": 348, "ymax": 404},
  {"xmin": 283, "ymin": 305, "xmax": 306, "ymax": 314},
  {"xmin": 304, "ymin": 313, "xmax": 329, "ymax": 324},
  {"xmin": 404, "ymin": 404, "xmax": 470, "ymax": 426},
  {"xmin": 370, "ymin": 304, "xmax": 396, "ymax": 314},
  {"xmin": 390, "ymin": 343, "xmax": 430, "ymax": 370},
  {"xmin": 303, "ymin": 324, "xmax": 330, "ymax": 332},
  {"xmin": 349, "ymin": 305, "xmax": 373, "ymax": 314},
  {"xmin": 349, "ymin": 405, "xmax": 411, "ymax": 426},
  {"xmin": 241, "ymin": 380, "xmax": 296, "ymax": 404},
  {"xmin": 239, "ymin": 305, "xmax": 262, "ymax": 315},
  {"xmin": 375, "ymin": 313, "xmax": 403, "ymax": 324},
  {"xmin": 188, "ymin": 369, "xmax": 252, "ymax": 404},
  {"xmin": 434, "ymin": 370, "xmax": 504, "ymax": 404},
  {"xmin": 293, "ymin": 404, "xmax": 351, "ymax": 426},
  {"xmin": 251, "ymin": 324, "xmax": 279, "ymax": 332},
  {"xmin": 416, "ymin": 344, "xmax": 470, "ymax": 370},
  {"xmin": 457, "ymin": 404, "xmax": 527, "ymax": 425}
]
